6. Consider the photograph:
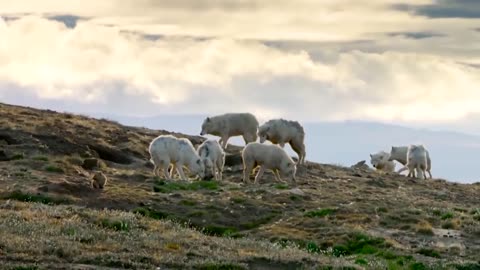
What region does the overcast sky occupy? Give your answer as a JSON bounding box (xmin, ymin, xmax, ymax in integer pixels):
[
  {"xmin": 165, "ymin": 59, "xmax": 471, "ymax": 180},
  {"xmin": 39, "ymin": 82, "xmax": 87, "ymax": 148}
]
[{"xmin": 1, "ymin": 1, "xmax": 480, "ymax": 134}]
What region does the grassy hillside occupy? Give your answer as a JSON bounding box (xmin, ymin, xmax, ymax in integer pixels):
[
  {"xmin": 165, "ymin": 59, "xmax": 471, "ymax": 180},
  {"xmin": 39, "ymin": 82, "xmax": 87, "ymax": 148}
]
[{"xmin": 0, "ymin": 102, "xmax": 479, "ymax": 270}]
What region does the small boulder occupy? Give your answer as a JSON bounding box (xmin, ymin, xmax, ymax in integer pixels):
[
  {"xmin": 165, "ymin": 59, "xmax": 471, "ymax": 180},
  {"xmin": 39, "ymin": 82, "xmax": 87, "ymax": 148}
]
[
  {"xmin": 82, "ymin": 158, "xmax": 99, "ymax": 170},
  {"xmin": 351, "ymin": 160, "xmax": 370, "ymax": 170}
]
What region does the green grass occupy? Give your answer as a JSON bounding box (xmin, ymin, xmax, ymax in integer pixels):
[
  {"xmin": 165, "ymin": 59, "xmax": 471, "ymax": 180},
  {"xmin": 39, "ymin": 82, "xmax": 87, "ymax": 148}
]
[
  {"xmin": 453, "ymin": 263, "xmax": 480, "ymax": 270},
  {"xmin": 230, "ymin": 197, "xmax": 246, "ymax": 204},
  {"xmin": 32, "ymin": 155, "xmax": 49, "ymax": 161},
  {"xmin": 196, "ymin": 263, "xmax": 247, "ymax": 270},
  {"xmin": 416, "ymin": 248, "xmax": 440, "ymax": 258},
  {"xmin": 410, "ymin": 262, "xmax": 427, "ymax": 270},
  {"xmin": 202, "ymin": 225, "xmax": 238, "ymax": 237},
  {"xmin": 44, "ymin": 165, "xmax": 64, "ymax": 173},
  {"xmin": 180, "ymin": 199, "xmax": 197, "ymax": 206},
  {"xmin": 11, "ymin": 267, "xmax": 39, "ymax": 270},
  {"xmin": 99, "ymin": 218, "xmax": 130, "ymax": 232},
  {"xmin": 3, "ymin": 191, "xmax": 70, "ymax": 205},
  {"xmin": 153, "ymin": 180, "xmax": 219, "ymax": 193},
  {"xmin": 274, "ymin": 183, "xmax": 289, "ymax": 190},
  {"xmin": 10, "ymin": 153, "xmax": 25, "ymax": 160},
  {"xmin": 289, "ymin": 195, "xmax": 302, "ymax": 201},
  {"xmin": 304, "ymin": 208, "xmax": 336, "ymax": 218},
  {"xmin": 355, "ymin": 258, "xmax": 368, "ymax": 266},
  {"xmin": 331, "ymin": 233, "xmax": 387, "ymax": 257},
  {"xmin": 133, "ymin": 207, "xmax": 169, "ymax": 220},
  {"xmin": 133, "ymin": 207, "xmax": 240, "ymax": 238},
  {"xmin": 441, "ymin": 212, "xmax": 454, "ymax": 220},
  {"xmin": 377, "ymin": 207, "xmax": 388, "ymax": 213},
  {"xmin": 470, "ymin": 209, "xmax": 480, "ymax": 221},
  {"xmin": 240, "ymin": 214, "xmax": 277, "ymax": 230}
]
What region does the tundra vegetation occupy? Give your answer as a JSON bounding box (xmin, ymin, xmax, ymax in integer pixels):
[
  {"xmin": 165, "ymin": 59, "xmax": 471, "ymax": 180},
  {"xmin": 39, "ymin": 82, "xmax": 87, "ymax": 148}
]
[{"xmin": 0, "ymin": 102, "xmax": 479, "ymax": 269}]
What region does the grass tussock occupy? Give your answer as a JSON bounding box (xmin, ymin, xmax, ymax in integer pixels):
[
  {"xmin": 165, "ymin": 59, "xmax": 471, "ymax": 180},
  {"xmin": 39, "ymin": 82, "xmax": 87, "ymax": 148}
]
[
  {"xmin": 44, "ymin": 164, "xmax": 65, "ymax": 173},
  {"xmin": 153, "ymin": 179, "xmax": 220, "ymax": 193},
  {"xmin": 416, "ymin": 220, "xmax": 434, "ymax": 235},
  {"xmin": 304, "ymin": 208, "xmax": 336, "ymax": 218},
  {"xmin": 3, "ymin": 190, "xmax": 71, "ymax": 205}
]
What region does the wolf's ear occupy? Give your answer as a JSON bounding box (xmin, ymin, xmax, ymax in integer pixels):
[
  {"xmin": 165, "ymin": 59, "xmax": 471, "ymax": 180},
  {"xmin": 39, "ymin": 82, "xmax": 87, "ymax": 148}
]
[
  {"xmin": 370, "ymin": 154, "xmax": 373, "ymax": 158},
  {"xmin": 206, "ymin": 117, "xmax": 210, "ymax": 122}
]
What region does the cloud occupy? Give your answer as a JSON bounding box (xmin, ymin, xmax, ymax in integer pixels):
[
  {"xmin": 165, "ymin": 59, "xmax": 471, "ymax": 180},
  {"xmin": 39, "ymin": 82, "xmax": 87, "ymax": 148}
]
[
  {"xmin": 387, "ymin": 31, "xmax": 445, "ymax": 39},
  {"xmin": 47, "ymin": 14, "xmax": 85, "ymax": 28},
  {"xmin": 393, "ymin": 0, "xmax": 480, "ymax": 19},
  {"xmin": 1, "ymin": 15, "xmax": 480, "ymax": 127},
  {"xmin": 0, "ymin": 0, "xmax": 447, "ymax": 42}
]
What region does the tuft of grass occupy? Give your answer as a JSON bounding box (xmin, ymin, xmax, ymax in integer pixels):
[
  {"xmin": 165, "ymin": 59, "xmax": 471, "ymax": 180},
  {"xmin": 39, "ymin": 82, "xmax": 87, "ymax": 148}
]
[
  {"xmin": 11, "ymin": 153, "xmax": 25, "ymax": 160},
  {"xmin": 305, "ymin": 242, "xmax": 321, "ymax": 253},
  {"xmin": 11, "ymin": 267, "xmax": 39, "ymax": 270},
  {"xmin": 44, "ymin": 165, "xmax": 65, "ymax": 173},
  {"xmin": 417, "ymin": 248, "xmax": 440, "ymax": 258},
  {"xmin": 188, "ymin": 211, "xmax": 206, "ymax": 218},
  {"xmin": 240, "ymin": 214, "xmax": 277, "ymax": 230},
  {"xmin": 230, "ymin": 197, "xmax": 246, "ymax": 204},
  {"xmin": 180, "ymin": 199, "xmax": 197, "ymax": 206},
  {"xmin": 377, "ymin": 250, "xmax": 400, "ymax": 260},
  {"xmin": 441, "ymin": 212, "xmax": 454, "ymax": 220},
  {"xmin": 32, "ymin": 155, "xmax": 49, "ymax": 161},
  {"xmin": 3, "ymin": 190, "xmax": 70, "ymax": 205},
  {"xmin": 331, "ymin": 233, "xmax": 387, "ymax": 257},
  {"xmin": 202, "ymin": 225, "xmax": 238, "ymax": 237},
  {"xmin": 165, "ymin": 242, "xmax": 181, "ymax": 251},
  {"xmin": 453, "ymin": 263, "xmax": 480, "ymax": 270},
  {"xmin": 355, "ymin": 258, "xmax": 368, "ymax": 266},
  {"xmin": 153, "ymin": 180, "xmax": 219, "ymax": 193},
  {"xmin": 304, "ymin": 208, "xmax": 336, "ymax": 218},
  {"xmin": 410, "ymin": 262, "xmax": 427, "ymax": 270},
  {"xmin": 133, "ymin": 207, "xmax": 169, "ymax": 220},
  {"xmin": 274, "ymin": 183, "xmax": 289, "ymax": 190},
  {"xmin": 289, "ymin": 195, "xmax": 301, "ymax": 201},
  {"xmin": 470, "ymin": 209, "xmax": 480, "ymax": 221},
  {"xmin": 442, "ymin": 219, "xmax": 461, "ymax": 230},
  {"xmin": 377, "ymin": 207, "xmax": 388, "ymax": 213},
  {"xmin": 196, "ymin": 263, "xmax": 247, "ymax": 270},
  {"xmin": 99, "ymin": 218, "xmax": 130, "ymax": 232},
  {"xmin": 416, "ymin": 220, "xmax": 434, "ymax": 235},
  {"xmin": 65, "ymin": 156, "xmax": 83, "ymax": 166}
]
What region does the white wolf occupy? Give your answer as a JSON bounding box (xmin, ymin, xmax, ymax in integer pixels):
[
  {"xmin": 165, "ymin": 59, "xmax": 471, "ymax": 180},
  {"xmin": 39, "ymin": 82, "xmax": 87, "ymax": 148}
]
[
  {"xmin": 369, "ymin": 151, "xmax": 396, "ymax": 173},
  {"xmin": 200, "ymin": 113, "xmax": 259, "ymax": 149},
  {"xmin": 149, "ymin": 135, "xmax": 205, "ymax": 181},
  {"xmin": 389, "ymin": 145, "xmax": 432, "ymax": 178},
  {"xmin": 242, "ymin": 142, "xmax": 296, "ymax": 184},
  {"xmin": 257, "ymin": 119, "xmax": 306, "ymax": 164},
  {"xmin": 197, "ymin": 139, "xmax": 225, "ymax": 180}
]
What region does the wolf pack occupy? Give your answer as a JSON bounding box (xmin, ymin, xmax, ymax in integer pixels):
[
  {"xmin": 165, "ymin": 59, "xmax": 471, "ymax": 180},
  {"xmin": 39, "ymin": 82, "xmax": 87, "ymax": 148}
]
[{"xmin": 148, "ymin": 112, "xmax": 432, "ymax": 184}]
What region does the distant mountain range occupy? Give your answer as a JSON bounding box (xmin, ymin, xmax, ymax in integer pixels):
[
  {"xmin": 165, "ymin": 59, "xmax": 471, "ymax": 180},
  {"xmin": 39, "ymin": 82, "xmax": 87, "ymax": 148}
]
[{"xmin": 97, "ymin": 113, "xmax": 480, "ymax": 184}]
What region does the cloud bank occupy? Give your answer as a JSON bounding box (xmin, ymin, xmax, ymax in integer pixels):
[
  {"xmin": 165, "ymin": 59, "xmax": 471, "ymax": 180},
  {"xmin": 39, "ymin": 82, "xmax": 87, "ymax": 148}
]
[{"xmin": 0, "ymin": 1, "xmax": 479, "ymax": 133}]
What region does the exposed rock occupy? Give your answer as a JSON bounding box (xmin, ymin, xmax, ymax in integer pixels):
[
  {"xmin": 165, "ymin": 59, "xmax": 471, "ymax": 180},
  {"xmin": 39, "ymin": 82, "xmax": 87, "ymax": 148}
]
[
  {"xmin": 351, "ymin": 160, "xmax": 370, "ymax": 170},
  {"xmin": 82, "ymin": 158, "xmax": 99, "ymax": 170}
]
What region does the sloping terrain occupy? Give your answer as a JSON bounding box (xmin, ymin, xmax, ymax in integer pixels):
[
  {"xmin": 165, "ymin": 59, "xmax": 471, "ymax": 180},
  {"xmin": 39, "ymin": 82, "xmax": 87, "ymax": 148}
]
[{"xmin": 0, "ymin": 102, "xmax": 479, "ymax": 270}]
